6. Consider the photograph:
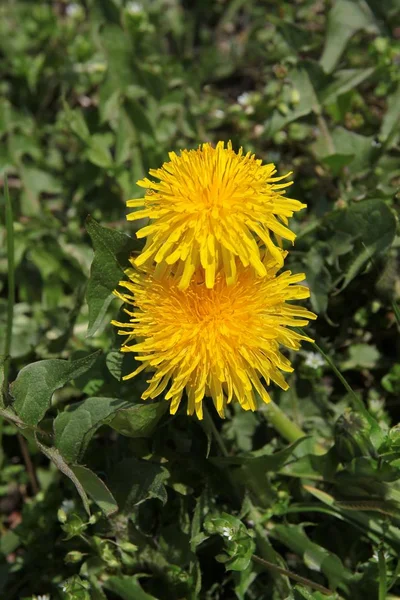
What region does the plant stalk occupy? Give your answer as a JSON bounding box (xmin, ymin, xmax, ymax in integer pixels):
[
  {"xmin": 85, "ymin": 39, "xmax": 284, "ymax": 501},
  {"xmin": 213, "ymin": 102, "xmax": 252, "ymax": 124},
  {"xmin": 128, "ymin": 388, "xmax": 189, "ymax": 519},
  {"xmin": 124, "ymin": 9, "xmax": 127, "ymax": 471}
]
[
  {"xmin": 252, "ymin": 554, "xmax": 337, "ymax": 597},
  {"xmin": 263, "ymin": 400, "xmax": 306, "ymax": 443},
  {"xmin": 3, "ymin": 176, "xmax": 15, "ymax": 391}
]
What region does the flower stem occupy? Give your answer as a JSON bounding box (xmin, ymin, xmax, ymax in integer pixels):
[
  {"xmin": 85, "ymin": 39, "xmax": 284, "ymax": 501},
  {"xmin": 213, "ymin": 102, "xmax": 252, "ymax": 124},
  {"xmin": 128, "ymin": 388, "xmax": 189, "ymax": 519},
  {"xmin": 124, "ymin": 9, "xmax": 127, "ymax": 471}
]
[
  {"xmin": 203, "ymin": 404, "xmax": 229, "ymax": 457},
  {"xmin": 263, "ymin": 401, "xmax": 306, "ymax": 443},
  {"xmin": 252, "ymin": 554, "xmax": 337, "ymax": 597},
  {"xmin": 3, "ymin": 177, "xmax": 14, "ymax": 395}
]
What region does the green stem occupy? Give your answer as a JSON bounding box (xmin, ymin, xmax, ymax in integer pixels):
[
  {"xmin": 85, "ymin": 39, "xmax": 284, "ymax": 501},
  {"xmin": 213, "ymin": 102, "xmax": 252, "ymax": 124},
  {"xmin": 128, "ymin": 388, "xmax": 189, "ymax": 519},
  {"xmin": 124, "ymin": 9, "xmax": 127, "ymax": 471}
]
[
  {"xmin": 203, "ymin": 404, "xmax": 229, "ymax": 457},
  {"xmin": 378, "ymin": 549, "xmax": 387, "ymax": 600},
  {"xmin": 309, "ymin": 338, "xmax": 368, "ymax": 418},
  {"xmin": 3, "ymin": 176, "xmax": 14, "ymax": 392},
  {"xmin": 252, "ymin": 554, "xmax": 337, "ymax": 597},
  {"xmin": 263, "ymin": 401, "xmax": 306, "ymax": 443}
]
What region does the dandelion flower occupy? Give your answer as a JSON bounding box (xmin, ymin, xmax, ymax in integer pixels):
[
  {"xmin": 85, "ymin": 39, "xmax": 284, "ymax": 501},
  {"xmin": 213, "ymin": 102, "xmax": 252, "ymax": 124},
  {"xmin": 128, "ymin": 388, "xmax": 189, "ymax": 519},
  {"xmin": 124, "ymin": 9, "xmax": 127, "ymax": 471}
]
[
  {"xmin": 127, "ymin": 142, "xmax": 306, "ymax": 289},
  {"xmin": 112, "ymin": 253, "xmax": 316, "ymax": 419}
]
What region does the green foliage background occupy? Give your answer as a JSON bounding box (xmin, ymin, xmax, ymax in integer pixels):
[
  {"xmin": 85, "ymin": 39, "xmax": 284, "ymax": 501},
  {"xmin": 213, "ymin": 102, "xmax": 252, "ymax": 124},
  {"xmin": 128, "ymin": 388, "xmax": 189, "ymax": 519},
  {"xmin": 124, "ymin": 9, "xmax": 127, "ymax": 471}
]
[{"xmin": 1, "ymin": 0, "xmax": 400, "ymax": 598}]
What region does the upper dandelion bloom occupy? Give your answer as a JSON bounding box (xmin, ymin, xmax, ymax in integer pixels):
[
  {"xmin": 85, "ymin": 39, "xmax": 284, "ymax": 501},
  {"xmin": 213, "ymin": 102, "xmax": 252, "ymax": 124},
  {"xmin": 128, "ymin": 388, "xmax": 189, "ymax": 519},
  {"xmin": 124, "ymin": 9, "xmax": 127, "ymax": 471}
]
[
  {"xmin": 127, "ymin": 142, "xmax": 306, "ymax": 289},
  {"xmin": 112, "ymin": 254, "xmax": 316, "ymax": 419}
]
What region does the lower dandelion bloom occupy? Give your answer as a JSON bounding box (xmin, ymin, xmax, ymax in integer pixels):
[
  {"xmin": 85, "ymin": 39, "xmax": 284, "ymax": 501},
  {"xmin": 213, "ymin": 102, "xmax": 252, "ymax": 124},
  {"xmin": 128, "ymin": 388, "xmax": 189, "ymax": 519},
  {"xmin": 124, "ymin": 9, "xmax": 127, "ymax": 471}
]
[
  {"xmin": 112, "ymin": 255, "xmax": 317, "ymax": 419},
  {"xmin": 127, "ymin": 141, "xmax": 306, "ymax": 289}
]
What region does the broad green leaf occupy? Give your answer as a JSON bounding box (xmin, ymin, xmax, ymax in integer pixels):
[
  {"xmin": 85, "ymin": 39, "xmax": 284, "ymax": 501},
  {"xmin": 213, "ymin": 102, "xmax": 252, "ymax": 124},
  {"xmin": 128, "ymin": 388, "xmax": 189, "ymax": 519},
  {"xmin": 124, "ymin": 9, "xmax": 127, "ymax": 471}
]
[
  {"xmin": 64, "ymin": 106, "xmax": 90, "ymax": 142},
  {"xmin": 330, "ymin": 128, "xmax": 374, "ymax": 174},
  {"xmin": 123, "ymin": 98, "xmax": 155, "ymax": 139},
  {"xmin": 19, "ymin": 164, "xmax": 61, "ymax": 216},
  {"xmin": 71, "ymin": 465, "xmax": 118, "ymax": 517},
  {"xmin": 313, "ymin": 128, "xmax": 374, "ymax": 174},
  {"xmin": 265, "ymin": 67, "xmax": 320, "ymax": 136},
  {"xmin": 0, "ymin": 302, "xmax": 40, "ymax": 359},
  {"xmin": 110, "ymin": 457, "xmax": 169, "ymax": 511},
  {"xmin": 341, "ymin": 344, "xmax": 380, "ymax": 370},
  {"xmin": 321, "ymin": 67, "xmax": 375, "ymax": 105},
  {"xmin": 0, "ymin": 530, "xmax": 20, "ymax": 556},
  {"xmin": 328, "ymin": 199, "xmax": 396, "ymax": 291},
  {"xmin": 212, "ymin": 437, "xmax": 310, "ymax": 469},
  {"xmin": 109, "ymin": 401, "xmax": 168, "ymax": 438},
  {"xmin": 271, "ymin": 524, "xmax": 354, "ymax": 591},
  {"xmin": 320, "ymin": 0, "xmax": 376, "ymax": 73},
  {"xmin": 85, "ymin": 217, "xmax": 139, "ymax": 336},
  {"xmin": 11, "ymin": 351, "xmax": 101, "ymax": 426},
  {"xmin": 304, "ymin": 247, "xmax": 332, "ymax": 314},
  {"xmin": 101, "ymin": 25, "xmax": 136, "ymax": 89},
  {"xmin": 321, "ymin": 153, "xmax": 354, "ymax": 176},
  {"xmin": 105, "ymin": 350, "xmax": 125, "ymax": 380},
  {"xmin": 54, "ymin": 397, "xmax": 130, "ymax": 462},
  {"xmin": 86, "ymin": 134, "xmax": 114, "ymax": 169},
  {"xmin": 104, "ymin": 576, "xmax": 158, "ymax": 600},
  {"xmin": 293, "ymin": 587, "xmax": 337, "ymax": 600}
]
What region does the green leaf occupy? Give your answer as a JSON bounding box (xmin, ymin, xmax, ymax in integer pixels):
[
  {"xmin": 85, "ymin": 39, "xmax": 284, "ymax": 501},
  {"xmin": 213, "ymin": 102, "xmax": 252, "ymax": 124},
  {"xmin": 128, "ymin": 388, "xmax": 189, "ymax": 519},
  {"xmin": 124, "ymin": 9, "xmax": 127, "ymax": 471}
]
[
  {"xmin": 341, "ymin": 344, "xmax": 380, "ymax": 370},
  {"xmin": 314, "ymin": 128, "xmax": 374, "ymax": 174},
  {"xmin": 328, "ymin": 199, "xmax": 396, "ymax": 291},
  {"xmin": 104, "ymin": 575, "xmax": 159, "ymax": 600},
  {"xmin": 54, "ymin": 397, "xmax": 130, "ymax": 462},
  {"xmin": 380, "ymin": 84, "xmax": 400, "ymax": 146},
  {"xmin": 123, "ymin": 98, "xmax": 155, "ymax": 139},
  {"xmin": 321, "ymin": 153, "xmax": 354, "ymax": 176},
  {"xmin": 85, "ymin": 217, "xmax": 139, "ymax": 336},
  {"xmin": 293, "ymin": 586, "xmax": 337, "ymax": 600},
  {"xmin": 321, "ymin": 67, "xmax": 376, "ymax": 105},
  {"xmin": 109, "ymin": 401, "xmax": 167, "ymax": 438},
  {"xmin": 304, "ymin": 247, "xmax": 332, "ymax": 314},
  {"xmin": 0, "ymin": 530, "xmax": 20, "ymax": 556},
  {"xmin": 101, "ymin": 25, "xmax": 136, "ymax": 89},
  {"xmin": 19, "ymin": 164, "xmax": 61, "ymax": 216},
  {"xmin": 204, "ymin": 512, "xmax": 256, "ymax": 572},
  {"xmin": 212, "ymin": 437, "xmax": 311, "ymax": 480},
  {"xmin": 86, "ymin": 134, "xmax": 114, "ymax": 169},
  {"xmin": 320, "ymin": 0, "xmax": 376, "ymax": 73},
  {"xmin": 271, "ymin": 524, "xmax": 354, "ymax": 591},
  {"xmin": 266, "ymin": 67, "xmax": 320, "ymax": 136},
  {"xmin": 110, "ymin": 458, "xmax": 169, "ymax": 511},
  {"xmin": 11, "ymin": 351, "xmax": 101, "ymax": 426},
  {"xmin": 71, "ymin": 465, "xmax": 118, "ymax": 517},
  {"xmin": 65, "ymin": 106, "xmax": 91, "ymax": 142}
]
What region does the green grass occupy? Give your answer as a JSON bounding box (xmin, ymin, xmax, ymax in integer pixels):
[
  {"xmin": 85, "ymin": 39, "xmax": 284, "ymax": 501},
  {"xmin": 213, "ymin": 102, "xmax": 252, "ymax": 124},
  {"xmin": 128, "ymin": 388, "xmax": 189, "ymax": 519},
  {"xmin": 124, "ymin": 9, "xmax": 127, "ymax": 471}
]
[{"xmin": 1, "ymin": 1, "xmax": 400, "ymax": 599}]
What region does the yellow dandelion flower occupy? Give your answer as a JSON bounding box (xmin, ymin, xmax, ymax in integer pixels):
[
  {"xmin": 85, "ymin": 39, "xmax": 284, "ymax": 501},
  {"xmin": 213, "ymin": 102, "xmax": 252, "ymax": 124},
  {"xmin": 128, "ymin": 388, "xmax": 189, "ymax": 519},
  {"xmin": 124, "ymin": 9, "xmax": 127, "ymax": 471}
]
[
  {"xmin": 127, "ymin": 142, "xmax": 306, "ymax": 290},
  {"xmin": 111, "ymin": 254, "xmax": 316, "ymax": 420}
]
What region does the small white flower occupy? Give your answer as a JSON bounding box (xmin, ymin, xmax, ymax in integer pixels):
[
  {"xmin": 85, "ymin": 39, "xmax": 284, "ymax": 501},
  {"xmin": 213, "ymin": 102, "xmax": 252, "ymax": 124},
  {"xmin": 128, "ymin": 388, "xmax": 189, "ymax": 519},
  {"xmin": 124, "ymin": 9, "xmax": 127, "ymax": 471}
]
[
  {"xmin": 304, "ymin": 352, "xmax": 325, "ymax": 370},
  {"xmin": 369, "ymin": 398, "xmax": 384, "ymax": 413},
  {"xmin": 126, "ymin": 1, "xmax": 143, "ymax": 14},
  {"xmin": 65, "ymin": 3, "xmax": 81, "ymax": 17},
  {"xmin": 37, "ymin": 595, "xmax": 50, "ymax": 600},
  {"xmin": 237, "ymin": 92, "xmax": 251, "ymax": 106},
  {"xmin": 61, "ymin": 584, "xmax": 68, "ymax": 592},
  {"xmin": 221, "ymin": 526, "xmax": 233, "ymax": 541},
  {"xmin": 372, "ymin": 550, "xmax": 391, "ymax": 562},
  {"xmin": 213, "ymin": 109, "xmax": 225, "ymax": 119},
  {"xmin": 61, "ymin": 499, "xmax": 75, "ymax": 514}
]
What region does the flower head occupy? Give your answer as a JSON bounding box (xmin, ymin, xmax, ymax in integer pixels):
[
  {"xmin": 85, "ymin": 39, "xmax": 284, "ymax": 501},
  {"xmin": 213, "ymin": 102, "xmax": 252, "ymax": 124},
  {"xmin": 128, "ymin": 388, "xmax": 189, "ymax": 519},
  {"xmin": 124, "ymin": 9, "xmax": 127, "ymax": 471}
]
[
  {"xmin": 127, "ymin": 142, "xmax": 306, "ymax": 290},
  {"xmin": 112, "ymin": 253, "xmax": 316, "ymax": 419}
]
